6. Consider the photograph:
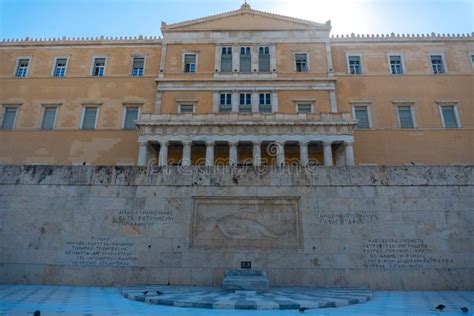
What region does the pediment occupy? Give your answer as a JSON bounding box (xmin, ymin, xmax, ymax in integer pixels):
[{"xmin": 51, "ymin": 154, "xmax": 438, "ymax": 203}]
[{"xmin": 162, "ymin": 4, "xmax": 330, "ymax": 33}]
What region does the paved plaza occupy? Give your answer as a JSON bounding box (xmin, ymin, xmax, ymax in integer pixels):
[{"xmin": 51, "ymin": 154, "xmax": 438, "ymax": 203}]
[{"xmin": 0, "ymin": 285, "xmax": 473, "ymax": 315}]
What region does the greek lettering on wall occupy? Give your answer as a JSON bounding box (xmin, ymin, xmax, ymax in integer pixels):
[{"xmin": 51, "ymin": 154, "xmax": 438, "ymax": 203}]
[
  {"xmin": 362, "ymin": 238, "xmax": 454, "ymax": 269},
  {"xmin": 319, "ymin": 211, "xmax": 379, "ymax": 225},
  {"xmin": 64, "ymin": 236, "xmax": 137, "ymax": 266},
  {"xmin": 112, "ymin": 209, "xmax": 174, "ymax": 227}
]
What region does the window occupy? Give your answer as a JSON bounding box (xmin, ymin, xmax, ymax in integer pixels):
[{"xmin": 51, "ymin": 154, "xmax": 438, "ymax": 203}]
[
  {"xmin": 259, "ymin": 93, "xmax": 272, "ymax": 112},
  {"xmin": 123, "ymin": 107, "xmax": 139, "ymax": 129},
  {"xmin": 239, "ymin": 93, "xmax": 252, "ymax": 112},
  {"xmin": 92, "ymin": 57, "xmax": 106, "ymax": 76},
  {"xmin": 295, "ymin": 53, "xmax": 308, "ymax": 72},
  {"xmin": 179, "ymin": 104, "xmax": 195, "ymax": 113},
  {"xmin": 297, "ymin": 104, "xmax": 313, "ymax": 113},
  {"xmin": 15, "ymin": 58, "xmax": 30, "ymax": 77},
  {"xmin": 389, "ymin": 55, "xmax": 404, "ymax": 74},
  {"xmin": 221, "ymin": 47, "xmax": 232, "ymax": 73},
  {"xmin": 259, "ymin": 47, "xmax": 270, "ymax": 72},
  {"xmin": 353, "ymin": 106, "xmax": 370, "ymax": 128},
  {"xmin": 470, "ymin": 53, "xmax": 474, "ymax": 69},
  {"xmin": 184, "ymin": 54, "xmax": 196, "ymax": 73},
  {"xmin": 41, "ymin": 107, "xmax": 57, "ymax": 129},
  {"xmin": 219, "ymin": 93, "xmax": 232, "ymax": 112},
  {"xmin": 430, "ymin": 55, "xmax": 446, "ymax": 74},
  {"xmin": 1, "ymin": 107, "xmax": 18, "ymax": 129},
  {"xmin": 397, "ymin": 106, "xmax": 414, "ymax": 128},
  {"xmin": 81, "ymin": 107, "xmax": 98, "ymax": 129},
  {"xmin": 348, "ymin": 55, "xmax": 362, "ymax": 74},
  {"xmin": 440, "ymin": 105, "xmax": 459, "ymax": 128},
  {"xmin": 131, "ymin": 57, "xmax": 144, "ymax": 76},
  {"xmin": 53, "ymin": 58, "xmax": 67, "ymax": 77},
  {"xmin": 240, "ymin": 47, "xmax": 251, "ymax": 73}
]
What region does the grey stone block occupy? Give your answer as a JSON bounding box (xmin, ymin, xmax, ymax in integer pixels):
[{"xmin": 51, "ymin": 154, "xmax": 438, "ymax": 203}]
[{"xmin": 223, "ymin": 270, "xmax": 269, "ymax": 292}]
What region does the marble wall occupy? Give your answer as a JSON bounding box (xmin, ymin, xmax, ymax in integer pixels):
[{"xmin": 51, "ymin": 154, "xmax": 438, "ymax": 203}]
[{"xmin": 0, "ymin": 165, "xmax": 472, "ymax": 290}]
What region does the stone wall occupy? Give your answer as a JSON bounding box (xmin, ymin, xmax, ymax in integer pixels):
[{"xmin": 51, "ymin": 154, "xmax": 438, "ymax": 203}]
[{"xmin": 0, "ymin": 165, "xmax": 472, "ymax": 290}]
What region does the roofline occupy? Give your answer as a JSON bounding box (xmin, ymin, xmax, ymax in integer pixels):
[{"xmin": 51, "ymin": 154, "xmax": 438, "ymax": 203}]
[{"xmin": 161, "ymin": 4, "xmax": 331, "ymax": 32}]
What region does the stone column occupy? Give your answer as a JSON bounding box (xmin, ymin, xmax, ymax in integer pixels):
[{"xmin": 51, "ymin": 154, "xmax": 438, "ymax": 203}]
[
  {"xmin": 252, "ymin": 141, "xmax": 261, "ymax": 166},
  {"xmin": 323, "ymin": 141, "xmax": 333, "ymax": 166},
  {"xmin": 205, "ymin": 141, "xmax": 215, "ymax": 167},
  {"xmin": 276, "ymin": 141, "xmax": 285, "ymax": 166},
  {"xmin": 231, "ymin": 91, "xmax": 239, "ymax": 112},
  {"xmin": 158, "ymin": 141, "xmax": 168, "ymax": 166},
  {"xmin": 137, "ymin": 141, "xmax": 148, "ymax": 166},
  {"xmin": 344, "ymin": 141, "xmax": 355, "ymax": 166},
  {"xmin": 329, "ymin": 90, "xmax": 338, "ymax": 113},
  {"xmin": 229, "ymin": 141, "xmax": 238, "ymax": 166},
  {"xmin": 182, "ymin": 140, "xmax": 192, "ymax": 167},
  {"xmin": 299, "ymin": 141, "xmax": 309, "ymax": 166},
  {"xmin": 251, "ymin": 92, "xmax": 259, "ymax": 112}
]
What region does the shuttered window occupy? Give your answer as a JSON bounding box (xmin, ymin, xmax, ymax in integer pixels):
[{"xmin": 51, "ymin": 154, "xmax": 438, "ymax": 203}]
[
  {"xmin": 239, "ymin": 93, "xmax": 252, "ymax": 112},
  {"xmin": 82, "ymin": 107, "xmax": 98, "ymax": 129},
  {"xmin": 259, "ymin": 93, "xmax": 272, "ymax": 112},
  {"xmin": 354, "ymin": 106, "xmax": 370, "ymax": 128},
  {"xmin": 1, "ymin": 107, "xmax": 18, "ymax": 129},
  {"xmin": 441, "ymin": 106, "xmax": 459, "ymax": 128},
  {"xmin": 348, "ymin": 55, "xmax": 362, "ymax": 74},
  {"xmin": 41, "ymin": 107, "xmax": 57, "ymax": 129},
  {"xmin": 258, "ymin": 47, "xmax": 270, "ymax": 72},
  {"xmin": 389, "ymin": 55, "xmax": 403, "ymax": 74},
  {"xmin": 92, "ymin": 58, "xmax": 106, "ymax": 76},
  {"xmin": 430, "ymin": 55, "xmax": 445, "ymax": 74},
  {"xmin": 219, "ymin": 93, "xmax": 232, "ymax": 112},
  {"xmin": 240, "ymin": 47, "xmax": 251, "ymax": 73},
  {"xmin": 184, "ymin": 54, "xmax": 196, "ymax": 73},
  {"xmin": 53, "ymin": 58, "xmax": 67, "ymax": 77},
  {"xmin": 397, "ymin": 106, "xmax": 414, "ymax": 128},
  {"xmin": 221, "ymin": 47, "xmax": 232, "ymax": 73},
  {"xmin": 123, "ymin": 107, "xmax": 138, "ymax": 129},
  {"xmin": 16, "ymin": 59, "xmax": 30, "ymax": 77},
  {"xmin": 131, "ymin": 57, "xmax": 144, "ymax": 76},
  {"xmin": 295, "ymin": 53, "xmax": 308, "ymax": 72}
]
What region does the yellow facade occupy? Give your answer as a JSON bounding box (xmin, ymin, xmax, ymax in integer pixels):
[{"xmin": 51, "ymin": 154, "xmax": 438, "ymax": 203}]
[{"xmin": 0, "ymin": 4, "xmax": 473, "ymax": 166}]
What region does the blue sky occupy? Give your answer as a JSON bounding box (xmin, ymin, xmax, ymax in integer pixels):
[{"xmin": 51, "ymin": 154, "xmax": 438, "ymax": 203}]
[{"xmin": 0, "ymin": 0, "xmax": 472, "ymax": 39}]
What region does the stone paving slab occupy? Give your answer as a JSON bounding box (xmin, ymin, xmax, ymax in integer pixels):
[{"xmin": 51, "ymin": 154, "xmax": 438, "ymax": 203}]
[{"xmin": 122, "ymin": 285, "xmax": 373, "ymax": 310}]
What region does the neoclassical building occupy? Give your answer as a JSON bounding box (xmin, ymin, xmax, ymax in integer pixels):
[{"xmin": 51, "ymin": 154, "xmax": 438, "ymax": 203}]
[{"xmin": 0, "ymin": 3, "xmax": 473, "ymax": 166}]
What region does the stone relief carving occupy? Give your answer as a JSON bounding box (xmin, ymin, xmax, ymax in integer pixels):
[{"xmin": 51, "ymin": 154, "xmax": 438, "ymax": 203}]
[{"xmin": 191, "ymin": 197, "xmax": 301, "ymax": 249}]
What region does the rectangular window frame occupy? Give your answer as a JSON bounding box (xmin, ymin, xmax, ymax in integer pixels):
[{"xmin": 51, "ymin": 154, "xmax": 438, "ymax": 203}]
[
  {"xmin": 239, "ymin": 46, "xmax": 251, "ymax": 73},
  {"xmin": 1, "ymin": 105, "xmax": 20, "ymax": 129},
  {"xmin": 220, "ymin": 46, "xmax": 233, "ymax": 73},
  {"xmin": 395, "ymin": 104, "xmax": 416, "ymax": 129},
  {"xmin": 80, "ymin": 105, "xmax": 100, "ymax": 130},
  {"xmin": 387, "ymin": 53, "xmax": 405, "ymax": 75},
  {"xmin": 40, "ymin": 104, "xmax": 60, "ymax": 130},
  {"xmin": 131, "ymin": 55, "xmax": 146, "ymax": 77},
  {"xmin": 14, "ymin": 56, "xmax": 31, "ymax": 77},
  {"xmin": 469, "ymin": 51, "xmax": 474, "ymax": 70},
  {"xmin": 122, "ymin": 104, "xmax": 142, "ymax": 130},
  {"xmin": 438, "ymin": 104, "xmax": 461, "ymax": 128},
  {"xmin": 258, "ymin": 46, "xmax": 270, "ymax": 72},
  {"xmin": 258, "ymin": 92, "xmax": 272, "ymax": 113},
  {"xmin": 428, "ymin": 52, "xmax": 447, "ymax": 75},
  {"xmin": 51, "ymin": 56, "xmax": 69, "ymax": 77},
  {"xmin": 183, "ymin": 53, "xmax": 198, "ymax": 73},
  {"xmin": 90, "ymin": 56, "xmax": 108, "ymax": 77},
  {"xmin": 296, "ymin": 103, "xmax": 314, "ymax": 113},
  {"xmin": 294, "ymin": 52, "xmax": 309, "ymax": 72},
  {"xmin": 219, "ymin": 92, "xmax": 233, "ymax": 112},
  {"xmin": 346, "ymin": 53, "xmax": 363, "ymax": 75},
  {"xmin": 178, "ymin": 103, "xmax": 196, "ymax": 113},
  {"xmin": 352, "ymin": 103, "xmax": 372, "ymax": 129},
  {"xmin": 239, "ymin": 92, "xmax": 252, "ymax": 112}
]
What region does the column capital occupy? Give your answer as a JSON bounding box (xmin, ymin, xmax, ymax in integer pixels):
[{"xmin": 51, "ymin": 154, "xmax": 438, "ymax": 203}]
[
  {"xmin": 299, "ymin": 140, "xmax": 310, "ymax": 146},
  {"xmin": 159, "ymin": 140, "xmax": 169, "ymax": 146},
  {"xmin": 228, "ymin": 140, "xmax": 239, "ymax": 146},
  {"xmin": 343, "ymin": 140, "xmax": 354, "ymax": 147},
  {"xmin": 252, "ymin": 140, "xmax": 262, "ymax": 145},
  {"xmin": 322, "ymin": 141, "xmax": 333, "ymax": 146},
  {"xmin": 182, "ymin": 140, "xmax": 192, "ymax": 146},
  {"xmin": 205, "ymin": 140, "xmax": 215, "ymax": 146}
]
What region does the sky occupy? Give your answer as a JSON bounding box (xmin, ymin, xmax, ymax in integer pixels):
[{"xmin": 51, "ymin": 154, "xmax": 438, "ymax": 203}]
[{"xmin": 0, "ymin": 0, "xmax": 472, "ymax": 39}]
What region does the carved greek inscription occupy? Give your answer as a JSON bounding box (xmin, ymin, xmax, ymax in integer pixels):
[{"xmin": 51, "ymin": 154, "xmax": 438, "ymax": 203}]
[
  {"xmin": 362, "ymin": 238, "xmax": 453, "ymax": 269},
  {"xmin": 319, "ymin": 211, "xmax": 379, "ymax": 224},
  {"xmin": 64, "ymin": 236, "xmax": 137, "ymax": 266},
  {"xmin": 112, "ymin": 210, "xmax": 174, "ymax": 227}
]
